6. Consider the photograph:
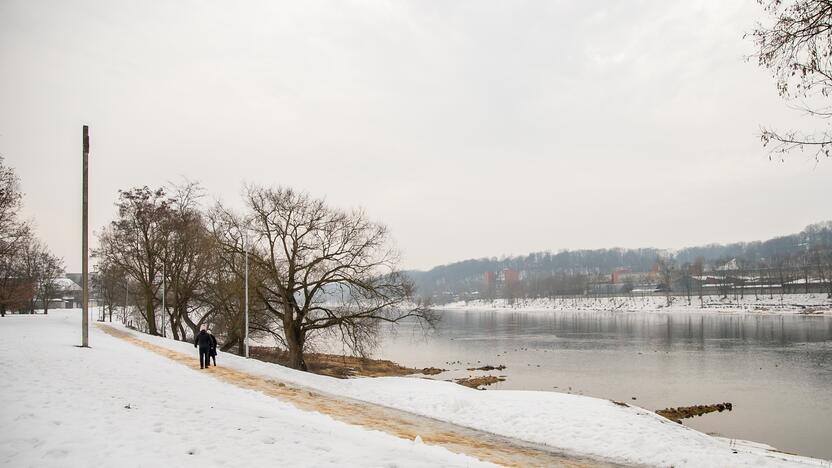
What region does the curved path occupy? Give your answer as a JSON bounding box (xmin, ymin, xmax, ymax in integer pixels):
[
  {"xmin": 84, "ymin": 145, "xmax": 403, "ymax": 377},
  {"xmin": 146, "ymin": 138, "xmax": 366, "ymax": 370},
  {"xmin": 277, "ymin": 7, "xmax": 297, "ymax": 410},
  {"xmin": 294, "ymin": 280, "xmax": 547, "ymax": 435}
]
[{"xmin": 98, "ymin": 324, "xmax": 627, "ymax": 468}]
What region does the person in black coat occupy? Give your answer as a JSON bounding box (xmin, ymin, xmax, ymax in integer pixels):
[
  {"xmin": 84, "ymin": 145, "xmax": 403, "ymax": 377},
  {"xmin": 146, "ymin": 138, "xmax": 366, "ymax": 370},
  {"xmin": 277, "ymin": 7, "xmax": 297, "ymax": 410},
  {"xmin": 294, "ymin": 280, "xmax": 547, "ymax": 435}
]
[
  {"xmin": 207, "ymin": 329, "xmax": 218, "ymax": 366},
  {"xmin": 194, "ymin": 328, "xmax": 212, "ymax": 369}
]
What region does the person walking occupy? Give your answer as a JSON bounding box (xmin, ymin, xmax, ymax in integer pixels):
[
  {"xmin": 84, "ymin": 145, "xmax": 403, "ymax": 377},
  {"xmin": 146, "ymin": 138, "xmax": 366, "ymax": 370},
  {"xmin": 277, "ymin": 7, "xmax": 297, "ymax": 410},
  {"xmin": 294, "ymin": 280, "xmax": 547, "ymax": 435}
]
[
  {"xmin": 194, "ymin": 327, "xmax": 212, "ymax": 369},
  {"xmin": 207, "ymin": 328, "xmax": 218, "ymax": 367}
]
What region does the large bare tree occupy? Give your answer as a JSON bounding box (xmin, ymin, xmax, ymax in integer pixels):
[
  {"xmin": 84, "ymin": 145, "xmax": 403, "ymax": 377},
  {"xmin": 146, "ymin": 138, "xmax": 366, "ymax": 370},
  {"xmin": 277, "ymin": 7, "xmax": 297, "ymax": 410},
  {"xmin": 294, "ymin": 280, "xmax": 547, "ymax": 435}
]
[
  {"xmin": 216, "ymin": 186, "xmax": 433, "ymax": 371},
  {"xmin": 204, "ymin": 205, "xmax": 276, "ymax": 354},
  {"xmin": 159, "ymin": 182, "xmax": 216, "ymax": 340},
  {"xmin": 751, "ymin": 0, "xmax": 832, "ymax": 161},
  {"xmin": 0, "ymin": 157, "xmax": 32, "ymax": 317},
  {"xmin": 0, "ymin": 156, "xmax": 29, "ymax": 263},
  {"xmin": 96, "ymin": 187, "xmax": 171, "ymax": 335}
]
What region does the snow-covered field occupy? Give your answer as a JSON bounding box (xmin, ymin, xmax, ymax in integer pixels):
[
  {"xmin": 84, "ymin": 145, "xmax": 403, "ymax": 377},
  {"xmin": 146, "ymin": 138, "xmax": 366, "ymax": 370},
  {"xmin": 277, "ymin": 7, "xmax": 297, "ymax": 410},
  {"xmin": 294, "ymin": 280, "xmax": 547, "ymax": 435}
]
[
  {"xmin": 0, "ymin": 311, "xmax": 495, "ymax": 468},
  {"xmin": 439, "ymin": 293, "xmax": 832, "ymax": 315},
  {"xmin": 96, "ymin": 315, "xmax": 829, "ymax": 466},
  {"xmin": 3, "ymin": 310, "xmax": 829, "ymax": 467}
]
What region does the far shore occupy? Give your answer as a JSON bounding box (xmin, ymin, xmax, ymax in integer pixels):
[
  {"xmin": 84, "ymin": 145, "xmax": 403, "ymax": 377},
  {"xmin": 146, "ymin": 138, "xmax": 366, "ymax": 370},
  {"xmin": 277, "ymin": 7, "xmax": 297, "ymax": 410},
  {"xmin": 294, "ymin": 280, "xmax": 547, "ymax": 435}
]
[{"xmin": 435, "ymin": 293, "xmax": 832, "ymax": 316}]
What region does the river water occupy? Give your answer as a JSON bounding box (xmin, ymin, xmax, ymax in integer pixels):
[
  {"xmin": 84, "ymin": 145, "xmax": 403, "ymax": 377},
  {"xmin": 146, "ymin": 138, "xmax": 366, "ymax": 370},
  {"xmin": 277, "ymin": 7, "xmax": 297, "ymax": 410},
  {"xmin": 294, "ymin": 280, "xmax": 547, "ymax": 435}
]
[{"xmin": 375, "ymin": 309, "xmax": 832, "ymax": 460}]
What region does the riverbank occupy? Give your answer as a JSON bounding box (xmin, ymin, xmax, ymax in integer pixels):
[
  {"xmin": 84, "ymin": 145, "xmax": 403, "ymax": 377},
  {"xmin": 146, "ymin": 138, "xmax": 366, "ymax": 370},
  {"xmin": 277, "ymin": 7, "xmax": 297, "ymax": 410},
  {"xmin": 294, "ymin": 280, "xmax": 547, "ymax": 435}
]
[
  {"xmin": 439, "ymin": 293, "xmax": 832, "ymax": 315},
  {"xmin": 250, "ymin": 346, "xmax": 445, "ymax": 378},
  {"xmin": 372, "ymin": 307, "xmax": 832, "ymax": 459},
  {"xmin": 102, "ymin": 315, "xmax": 827, "ymax": 466}
]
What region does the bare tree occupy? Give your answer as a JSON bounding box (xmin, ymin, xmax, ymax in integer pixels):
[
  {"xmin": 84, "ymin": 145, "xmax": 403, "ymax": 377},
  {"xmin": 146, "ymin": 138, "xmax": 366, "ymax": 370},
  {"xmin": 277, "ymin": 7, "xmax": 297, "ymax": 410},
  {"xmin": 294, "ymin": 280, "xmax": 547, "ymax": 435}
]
[
  {"xmin": 22, "ymin": 238, "xmax": 65, "ymax": 314},
  {"xmin": 656, "ymin": 256, "xmax": 676, "ymax": 307},
  {"xmin": 692, "ymin": 257, "xmax": 705, "ymax": 306},
  {"xmin": 158, "ymin": 182, "xmax": 215, "ymax": 341},
  {"xmin": 0, "ymin": 157, "xmax": 32, "ymax": 317},
  {"xmin": 93, "ymin": 261, "xmax": 126, "ymax": 322},
  {"xmin": 96, "ymin": 187, "xmax": 172, "ymax": 335},
  {"xmin": 216, "ymin": 186, "xmax": 433, "ymax": 371},
  {"xmin": 750, "ymin": 0, "xmax": 832, "ymax": 161},
  {"xmin": 0, "ymin": 156, "xmax": 30, "ymax": 260},
  {"xmin": 0, "ymin": 240, "xmax": 34, "ymax": 316},
  {"xmin": 681, "ymin": 262, "xmax": 693, "ymax": 305},
  {"xmin": 204, "ymin": 205, "xmax": 278, "ymax": 354}
]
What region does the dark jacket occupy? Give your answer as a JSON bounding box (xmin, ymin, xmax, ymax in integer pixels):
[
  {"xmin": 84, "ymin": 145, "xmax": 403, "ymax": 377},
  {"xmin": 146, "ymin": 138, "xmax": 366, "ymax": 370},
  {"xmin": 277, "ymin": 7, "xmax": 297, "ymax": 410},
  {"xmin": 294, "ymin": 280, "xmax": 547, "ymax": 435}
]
[
  {"xmin": 194, "ymin": 330, "xmax": 212, "ymax": 349},
  {"xmin": 208, "ymin": 333, "xmax": 218, "ymax": 356}
]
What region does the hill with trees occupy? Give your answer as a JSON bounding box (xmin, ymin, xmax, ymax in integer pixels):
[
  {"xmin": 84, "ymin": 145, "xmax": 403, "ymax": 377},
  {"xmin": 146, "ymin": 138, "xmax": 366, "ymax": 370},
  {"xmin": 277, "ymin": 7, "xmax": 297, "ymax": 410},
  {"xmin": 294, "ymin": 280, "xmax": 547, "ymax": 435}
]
[{"xmin": 407, "ymin": 221, "xmax": 832, "ymax": 302}]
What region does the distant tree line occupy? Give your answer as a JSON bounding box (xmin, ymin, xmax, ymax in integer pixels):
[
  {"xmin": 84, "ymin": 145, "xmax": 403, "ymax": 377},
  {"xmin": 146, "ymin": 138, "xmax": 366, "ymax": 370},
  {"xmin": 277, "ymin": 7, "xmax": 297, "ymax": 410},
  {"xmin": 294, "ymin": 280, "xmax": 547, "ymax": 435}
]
[
  {"xmin": 409, "ymin": 222, "xmax": 832, "ymax": 304},
  {"xmin": 0, "ymin": 157, "xmax": 65, "ymax": 317},
  {"xmin": 94, "ymin": 182, "xmax": 432, "ymax": 371}
]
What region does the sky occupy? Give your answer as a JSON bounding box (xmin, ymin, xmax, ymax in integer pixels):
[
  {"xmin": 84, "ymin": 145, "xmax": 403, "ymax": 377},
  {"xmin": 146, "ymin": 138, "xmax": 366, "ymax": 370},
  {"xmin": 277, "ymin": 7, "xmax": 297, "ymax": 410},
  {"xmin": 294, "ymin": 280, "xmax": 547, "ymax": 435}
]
[{"xmin": 1, "ymin": 0, "xmax": 831, "ymax": 272}]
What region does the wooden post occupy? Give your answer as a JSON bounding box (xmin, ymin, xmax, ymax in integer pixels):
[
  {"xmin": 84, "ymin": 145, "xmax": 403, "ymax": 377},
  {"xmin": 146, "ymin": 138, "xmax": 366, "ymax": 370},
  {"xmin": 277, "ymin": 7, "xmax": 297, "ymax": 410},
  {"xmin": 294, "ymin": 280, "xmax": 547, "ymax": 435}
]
[
  {"xmin": 244, "ymin": 232, "xmax": 249, "ymax": 358},
  {"xmin": 82, "ymin": 125, "xmax": 90, "ymax": 347}
]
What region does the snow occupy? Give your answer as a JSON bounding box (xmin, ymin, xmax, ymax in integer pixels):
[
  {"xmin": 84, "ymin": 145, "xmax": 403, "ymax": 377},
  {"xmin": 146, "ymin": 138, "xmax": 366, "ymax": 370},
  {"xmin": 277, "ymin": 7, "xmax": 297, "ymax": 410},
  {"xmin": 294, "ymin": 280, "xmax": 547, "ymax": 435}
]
[
  {"xmin": 104, "ymin": 315, "xmax": 829, "ymax": 467},
  {"xmin": 0, "ymin": 311, "xmax": 495, "ymax": 468},
  {"xmin": 49, "ymin": 277, "xmax": 81, "ymax": 291},
  {"xmin": 784, "ymin": 278, "xmax": 827, "ymax": 285},
  {"xmin": 439, "ymin": 293, "xmax": 832, "ymax": 315}
]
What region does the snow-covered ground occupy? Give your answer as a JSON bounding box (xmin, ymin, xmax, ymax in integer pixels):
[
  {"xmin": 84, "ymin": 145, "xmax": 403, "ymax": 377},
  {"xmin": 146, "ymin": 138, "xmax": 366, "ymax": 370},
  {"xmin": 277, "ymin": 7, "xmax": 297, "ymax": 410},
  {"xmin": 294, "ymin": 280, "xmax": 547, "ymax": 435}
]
[
  {"xmin": 439, "ymin": 293, "xmax": 832, "ymax": 315},
  {"xmin": 0, "ymin": 311, "xmax": 495, "ymax": 468},
  {"xmin": 97, "ymin": 315, "xmax": 829, "ymax": 466}
]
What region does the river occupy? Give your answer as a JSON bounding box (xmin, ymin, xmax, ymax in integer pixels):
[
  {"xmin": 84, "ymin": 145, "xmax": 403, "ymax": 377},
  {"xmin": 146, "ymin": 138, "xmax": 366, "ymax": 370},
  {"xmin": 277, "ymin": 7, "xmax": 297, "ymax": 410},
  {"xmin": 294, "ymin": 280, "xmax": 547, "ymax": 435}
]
[{"xmin": 375, "ymin": 309, "xmax": 832, "ymax": 460}]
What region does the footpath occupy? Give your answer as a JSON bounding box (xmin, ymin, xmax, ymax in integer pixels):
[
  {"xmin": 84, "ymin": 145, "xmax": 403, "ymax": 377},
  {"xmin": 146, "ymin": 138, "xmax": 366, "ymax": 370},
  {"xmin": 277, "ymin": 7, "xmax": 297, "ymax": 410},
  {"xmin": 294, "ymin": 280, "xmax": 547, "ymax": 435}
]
[{"xmin": 98, "ymin": 323, "xmax": 619, "ymax": 468}]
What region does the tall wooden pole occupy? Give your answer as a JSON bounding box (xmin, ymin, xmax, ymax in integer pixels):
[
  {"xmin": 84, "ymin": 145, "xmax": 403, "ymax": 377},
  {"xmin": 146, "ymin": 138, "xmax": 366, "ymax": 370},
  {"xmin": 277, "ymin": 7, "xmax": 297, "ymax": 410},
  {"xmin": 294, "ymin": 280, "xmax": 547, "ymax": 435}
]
[
  {"xmin": 244, "ymin": 232, "xmax": 249, "ymax": 358},
  {"xmin": 161, "ymin": 263, "xmax": 165, "ymax": 337},
  {"xmin": 81, "ymin": 125, "xmax": 90, "ymax": 347}
]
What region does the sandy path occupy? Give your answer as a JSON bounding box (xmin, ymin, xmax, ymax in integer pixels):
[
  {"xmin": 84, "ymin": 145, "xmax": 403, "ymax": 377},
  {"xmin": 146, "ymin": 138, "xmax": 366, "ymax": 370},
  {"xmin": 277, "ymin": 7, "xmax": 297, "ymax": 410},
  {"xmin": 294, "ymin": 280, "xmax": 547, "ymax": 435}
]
[{"xmin": 98, "ymin": 324, "xmax": 625, "ymax": 468}]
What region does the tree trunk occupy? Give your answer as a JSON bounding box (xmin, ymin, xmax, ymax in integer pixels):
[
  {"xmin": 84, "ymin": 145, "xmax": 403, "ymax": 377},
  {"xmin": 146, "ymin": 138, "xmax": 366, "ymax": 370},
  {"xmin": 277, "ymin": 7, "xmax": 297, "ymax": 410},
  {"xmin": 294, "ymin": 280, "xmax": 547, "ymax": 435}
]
[
  {"xmin": 285, "ymin": 321, "xmax": 307, "ymax": 371},
  {"xmin": 237, "ymin": 323, "xmax": 245, "ymax": 356},
  {"xmin": 144, "ymin": 294, "xmax": 158, "ymax": 335},
  {"xmin": 169, "ymin": 310, "xmax": 180, "ymax": 341},
  {"xmin": 180, "ymin": 307, "xmax": 200, "ymax": 339},
  {"xmin": 43, "ymin": 296, "xmax": 49, "ymax": 315}
]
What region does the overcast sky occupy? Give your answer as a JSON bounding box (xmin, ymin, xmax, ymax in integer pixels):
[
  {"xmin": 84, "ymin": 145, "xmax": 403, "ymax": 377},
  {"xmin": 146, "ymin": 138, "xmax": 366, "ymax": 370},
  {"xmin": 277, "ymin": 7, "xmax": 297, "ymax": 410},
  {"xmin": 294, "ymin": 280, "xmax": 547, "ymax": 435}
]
[{"xmin": 2, "ymin": 0, "xmax": 831, "ymax": 272}]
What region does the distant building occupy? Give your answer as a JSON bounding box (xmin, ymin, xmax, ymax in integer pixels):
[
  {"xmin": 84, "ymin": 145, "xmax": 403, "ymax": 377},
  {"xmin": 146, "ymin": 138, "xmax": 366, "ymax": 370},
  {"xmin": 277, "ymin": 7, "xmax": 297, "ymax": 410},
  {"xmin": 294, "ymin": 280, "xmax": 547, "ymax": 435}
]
[
  {"xmin": 501, "ymin": 268, "xmax": 520, "ymax": 285},
  {"xmin": 716, "ymin": 259, "xmax": 739, "ymax": 271},
  {"xmin": 610, "ymin": 268, "xmax": 658, "ymax": 288},
  {"xmin": 483, "ymin": 271, "xmax": 496, "ymax": 289},
  {"xmin": 52, "ymin": 277, "xmax": 82, "ymax": 308},
  {"xmin": 611, "ymin": 268, "xmax": 631, "ymax": 284}
]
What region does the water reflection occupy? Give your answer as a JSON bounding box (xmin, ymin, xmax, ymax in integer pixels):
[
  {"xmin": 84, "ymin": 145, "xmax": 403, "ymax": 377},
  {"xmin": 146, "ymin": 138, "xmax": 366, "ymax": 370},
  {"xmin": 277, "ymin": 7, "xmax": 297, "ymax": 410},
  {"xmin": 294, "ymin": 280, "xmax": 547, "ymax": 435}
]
[{"xmin": 377, "ymin": 310, "xmax": 832, "ymax": 460}]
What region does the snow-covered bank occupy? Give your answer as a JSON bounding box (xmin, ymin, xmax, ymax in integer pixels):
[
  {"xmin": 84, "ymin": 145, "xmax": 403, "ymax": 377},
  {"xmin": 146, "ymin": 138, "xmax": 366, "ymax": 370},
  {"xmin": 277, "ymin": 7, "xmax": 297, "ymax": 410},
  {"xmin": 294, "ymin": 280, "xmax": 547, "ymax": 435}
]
[
  {"xmin": 438, "ymin": 293, "xmax": 832, "ymax": 315},
  {"xmin": 108, "ymin": 317, "xmax": 828, "ymax": 466},
  {"xmin": 0, "ymin": 311, "xmax": 494, "ymax": 468}
]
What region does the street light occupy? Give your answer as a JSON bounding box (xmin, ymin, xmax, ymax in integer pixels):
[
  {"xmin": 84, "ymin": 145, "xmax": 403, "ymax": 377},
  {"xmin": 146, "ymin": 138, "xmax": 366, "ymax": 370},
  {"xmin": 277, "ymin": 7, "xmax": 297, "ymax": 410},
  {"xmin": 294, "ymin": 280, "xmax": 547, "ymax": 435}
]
[
  {"xmin": 153, "ymin": 267, "xmax": 166, "ymax": 338},
  {"xmin": 243, "ymin": 227, "xmax": 249, "ymax": 358},
  {"xmin": 124, "ymin": 281, "xmax": 129, "ymax": 325},
  {"xmin": 161, "ymin": 262, "xmax": 166, "ymax": 338}
]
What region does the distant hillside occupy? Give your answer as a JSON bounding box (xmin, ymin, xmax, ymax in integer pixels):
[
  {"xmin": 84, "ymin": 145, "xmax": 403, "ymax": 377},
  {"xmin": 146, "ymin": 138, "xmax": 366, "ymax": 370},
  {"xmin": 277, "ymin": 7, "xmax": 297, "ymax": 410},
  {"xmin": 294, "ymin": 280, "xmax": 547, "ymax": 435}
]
[{"xmin": 406, "ymin": 221, "xmax": 832, "ymax": 299}]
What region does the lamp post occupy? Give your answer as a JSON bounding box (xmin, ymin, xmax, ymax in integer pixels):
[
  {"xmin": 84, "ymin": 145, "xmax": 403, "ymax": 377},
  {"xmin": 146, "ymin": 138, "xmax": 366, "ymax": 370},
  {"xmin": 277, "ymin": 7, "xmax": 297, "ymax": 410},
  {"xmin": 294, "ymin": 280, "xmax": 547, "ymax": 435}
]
[
  {"xmin": 244, "ymin": 229, "xmax": 249, "ymax": 358},
  {"xmin": 124, "ymin": 281, "xmax": 129, "ymax": 325},
  {"xmin": 81, "ymin": 125, "xmax": 89, "ymax": 347},
  {"xmin": 161, "ymin": 263, "xmax": 166, "ymax": 338}
]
